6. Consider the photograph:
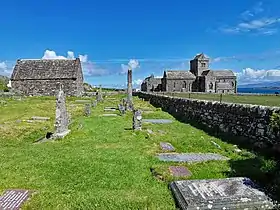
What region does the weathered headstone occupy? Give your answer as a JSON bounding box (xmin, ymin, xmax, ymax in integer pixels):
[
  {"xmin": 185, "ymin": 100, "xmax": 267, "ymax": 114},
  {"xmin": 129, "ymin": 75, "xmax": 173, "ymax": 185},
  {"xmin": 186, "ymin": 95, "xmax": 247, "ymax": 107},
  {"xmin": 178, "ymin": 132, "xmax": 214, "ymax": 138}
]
[
  {"xmin": 101, "ymin": 114, "xmax": 118, "ymax": 117},
  {"xmin": 0, "ymin": 189, "xmax": 32, "ymax": 210},
  {"xmin": 157, "ymin": 153, "xmax": 229, "ymax": 163},
  {"xmin": 143, "ymin": 119, "xmax": 173, "ymax": 124},
  {"xmin": 84, "ymin": 104, "xmax": 91, "ymax": 116},
  {"xmin": 53, "ymin": 90, "xmax": 70, "ymax": 139},
  {"xmin": 160, "ymin": 142, "xmax": 175, "ymax": 152},
  {"xmin": 169, "ymin": 177, "xmax": 275, "ymax": 209},
  {"xmin": 92, "ymin": 100, "xmax": 97, "ymax": 107},
  {"xmin": 169, "ymin": 166, "xmax": 192, "ymax": 177},
  {"xmin": 96, "ymin": 85, "xmax": 103, "ymax": 102},
  {"xmin": 118, "ymin": 104, "xmax": 125, "ymax": 115},
  {"xmin": 133, "ymin": 110, "xmax": 142, "ymax": 130},
  {"xmin": 104, "ymin": 107, "xmax": 116, "ymax": 112}
]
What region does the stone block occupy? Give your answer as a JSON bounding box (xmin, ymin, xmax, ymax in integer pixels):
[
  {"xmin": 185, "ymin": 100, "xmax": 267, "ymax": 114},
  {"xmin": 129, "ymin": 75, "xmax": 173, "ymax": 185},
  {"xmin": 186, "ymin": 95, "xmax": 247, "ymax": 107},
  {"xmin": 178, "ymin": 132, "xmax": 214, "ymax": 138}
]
[
  {"xmin": 160, "ymin": 142, "xmax": 175, "ymax": 152},
  {"xmin": 157, "ymin": 153, "xmax": 229, "ymax": 163},
  {"xmin": 0, "ymin": 189, "xmax": 33, "ymax": 210},
  {"xmin": 143, "ymin": 119, "xmax": 173, "ymax": 124},
  {"xmin": 169, "ymin": 166, "xmax": 192, "ymax": 177}
]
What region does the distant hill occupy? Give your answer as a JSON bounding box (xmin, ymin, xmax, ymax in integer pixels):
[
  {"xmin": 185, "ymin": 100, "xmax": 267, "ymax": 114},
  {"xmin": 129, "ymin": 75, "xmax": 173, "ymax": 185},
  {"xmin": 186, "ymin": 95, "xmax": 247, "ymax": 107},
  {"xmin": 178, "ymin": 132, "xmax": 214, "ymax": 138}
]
[
  {"xmin": 238, "ymin": 81, "xmax": 280, "ymax": 89},
  {"xmin": 0, "ymin": 75, "xmax": 9, "ymax": 91}
]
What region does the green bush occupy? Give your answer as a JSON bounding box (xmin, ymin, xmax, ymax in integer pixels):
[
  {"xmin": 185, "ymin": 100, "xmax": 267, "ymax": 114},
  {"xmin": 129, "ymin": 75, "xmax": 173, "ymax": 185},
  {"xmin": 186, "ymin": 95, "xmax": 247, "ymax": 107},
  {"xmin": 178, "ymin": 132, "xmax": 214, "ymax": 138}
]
[{"xmin": 270, "ymin": 112, "xmax": 280, "ymax": 130}]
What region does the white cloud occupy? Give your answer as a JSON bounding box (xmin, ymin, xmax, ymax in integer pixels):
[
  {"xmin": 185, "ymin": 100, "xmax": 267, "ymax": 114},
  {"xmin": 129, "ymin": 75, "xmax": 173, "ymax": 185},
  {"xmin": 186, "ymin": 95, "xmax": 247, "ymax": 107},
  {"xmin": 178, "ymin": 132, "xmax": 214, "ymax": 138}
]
[
  {"xmin": 0, "ymin": 62, "xmax": 7, "ymax": 70},
  {"xmin": 132, "ymin": 79, "xmax": 143, "ymax": 86},
  {"xmin": 241, "ymin": 2, "xmax": 264, "ymax": 19},
  {"xmin": 128, "ymin": 59, "xmax": 140, "ymax": 69},
  {"xmin": 236, "ymin": 67, "xmax": 280, "ymax": 84},
  {"xmin": 0, "ymin": 61, "xmax": 12, "ymax": 76},
  {"xmin": 67, "ymin": 51, "xmax": 75, "ymax": 59}
]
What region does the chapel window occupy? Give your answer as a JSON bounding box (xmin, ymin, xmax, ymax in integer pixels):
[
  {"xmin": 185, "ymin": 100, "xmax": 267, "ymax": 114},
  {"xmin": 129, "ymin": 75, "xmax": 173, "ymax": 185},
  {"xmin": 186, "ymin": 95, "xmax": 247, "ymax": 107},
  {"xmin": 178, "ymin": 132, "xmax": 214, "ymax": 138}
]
[{"xmin": 209, "ymin": 82, "xmax": 213, "ymax": 90}]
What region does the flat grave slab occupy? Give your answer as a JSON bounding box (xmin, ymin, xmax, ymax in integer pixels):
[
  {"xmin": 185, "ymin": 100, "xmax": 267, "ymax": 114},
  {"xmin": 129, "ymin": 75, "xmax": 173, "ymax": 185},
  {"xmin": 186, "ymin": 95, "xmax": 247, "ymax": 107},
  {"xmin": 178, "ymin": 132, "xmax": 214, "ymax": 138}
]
[
  {"xmin": 75, "ymin": 100, "xmax": 91, "ymax": 104},
  {"xmin": 157, "ymin": 153, "xmax": 229, "ymax": 163},
  {"xmin": 31, "ymin": 116, "xmax": 50, "ymax": 121},
  {"xmin": 169, "ymin": 166, "xmax": 192, "ymax": 177},
  {"xmin": 0, "ymin": 189, "xmax": 32, "ymax": 210},
  {"xmin": 160, "ymin": 142, "xmax": 175, "ymax": 152},
  {"xmin": 143, "ymin": 119, "xmax": 173, "ymax": 124},
  {"xmin": 104, "ymin": 108, "xmax": 116, "ymax": 112},
  {"xmin": 100, "ymin": 114, "xmax": 118, "ymax": 117},
  {"xmin": 169, "ymin": 177, "xmax": 274, "ymax": 209}
]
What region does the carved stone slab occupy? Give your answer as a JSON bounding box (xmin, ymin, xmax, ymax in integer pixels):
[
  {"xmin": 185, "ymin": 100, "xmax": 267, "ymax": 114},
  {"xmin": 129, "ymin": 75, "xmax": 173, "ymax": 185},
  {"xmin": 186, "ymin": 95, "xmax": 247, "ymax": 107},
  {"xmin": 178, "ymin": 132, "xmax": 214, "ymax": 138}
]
[
  {"xmin": 31, "ymin": 116, "xmax": 50, "ymax": 121},
  {"xmin": 169, "ymin": 166, "xmax": 192, "ymax": 177},
  {"xmin": 157, "ymin": 153, "xmax": 229, "ymax": 163},
  {"xmin": 104, "ymin": 108, "xmax": 116, "ymax": 112},
  {"xmin": 101, "ymin": 114, "xmax": 118, "ymax": 117},
  {"xmin": 0, "ymin": 189, "xmax": 32, "ymax": 210},
  {"xmin": 143, "ymin": 119, "xmax": 173, "ymax": 124},
  {"xmin": 169, "ymin": 177, "xmax": 274, "ymax": 209},
  {"xmin": 160, "ymin": 142, "xmax": 175, "ymax": 152}
]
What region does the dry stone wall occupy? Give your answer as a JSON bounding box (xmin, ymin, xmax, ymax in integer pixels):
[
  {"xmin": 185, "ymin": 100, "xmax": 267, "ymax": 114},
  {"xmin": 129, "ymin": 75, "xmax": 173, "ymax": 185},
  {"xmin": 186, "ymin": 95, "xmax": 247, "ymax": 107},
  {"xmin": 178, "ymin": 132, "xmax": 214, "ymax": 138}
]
[{"xmin": 136, "ymin": 91, "xmax": 280, "ymax": 155}]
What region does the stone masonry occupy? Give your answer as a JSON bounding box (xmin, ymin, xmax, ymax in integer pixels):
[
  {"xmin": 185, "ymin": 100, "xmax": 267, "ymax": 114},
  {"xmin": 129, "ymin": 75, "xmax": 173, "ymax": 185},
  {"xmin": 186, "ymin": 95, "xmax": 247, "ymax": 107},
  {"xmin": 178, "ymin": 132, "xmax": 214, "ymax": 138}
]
[{"xmin": 136, "ymin": 91, "xmax": 280, "ymax": 156}]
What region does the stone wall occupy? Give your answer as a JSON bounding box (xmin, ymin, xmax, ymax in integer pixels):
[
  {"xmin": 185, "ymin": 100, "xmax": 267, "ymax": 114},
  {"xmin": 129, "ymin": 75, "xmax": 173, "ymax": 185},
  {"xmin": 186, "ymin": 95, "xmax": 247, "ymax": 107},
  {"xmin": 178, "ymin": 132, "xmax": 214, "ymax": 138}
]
[
  {"xmin": 12, "ymin": 79, "xmax": 82, "ymax": 96},
  {"xmin": 136, "ymin": 91, "xmax": 280, "ymax": 155}
]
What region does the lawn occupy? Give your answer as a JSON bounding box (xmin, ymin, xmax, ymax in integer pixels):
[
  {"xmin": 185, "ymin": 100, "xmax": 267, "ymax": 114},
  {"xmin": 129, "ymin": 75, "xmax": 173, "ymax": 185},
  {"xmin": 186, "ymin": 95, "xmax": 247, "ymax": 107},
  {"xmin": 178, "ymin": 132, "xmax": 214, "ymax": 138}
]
[
  {"xmin": 162, "ymin": 92, "xmax": 280, "ymax": 107},
  {"xmin": 0, "ymin": 94, "xmax": 278, "ymax": 209}
]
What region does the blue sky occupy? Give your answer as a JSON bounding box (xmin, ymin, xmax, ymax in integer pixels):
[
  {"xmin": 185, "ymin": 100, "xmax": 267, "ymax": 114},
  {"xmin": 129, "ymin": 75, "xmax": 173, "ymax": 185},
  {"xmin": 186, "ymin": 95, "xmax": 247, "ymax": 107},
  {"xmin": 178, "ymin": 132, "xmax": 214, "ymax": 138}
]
[{"xmin": 1, "ymin": 0, "xmax": 280, "ymax": 87}]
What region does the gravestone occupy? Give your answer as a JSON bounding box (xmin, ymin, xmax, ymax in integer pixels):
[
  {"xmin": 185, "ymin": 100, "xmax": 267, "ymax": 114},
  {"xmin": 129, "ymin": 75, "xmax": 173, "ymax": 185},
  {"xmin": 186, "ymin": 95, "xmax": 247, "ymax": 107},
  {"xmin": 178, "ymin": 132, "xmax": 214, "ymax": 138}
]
[
  {"xmin": 0, "ymin": 189, "xmax": 32, "ymax": 210},
  {"xmin": 118, "ymin": 104, "xmax": 125, "ymax": 115},
  {"xmin": 84, "ymin": 104, "xmax": 91, "ymax": 116},
  {"xmin": 104, "ymin": 107, "xmax": 116, "ymax": 112},
  {"xmin": 169, "ymin": 166, "xmax": 192, "ymax": 177},
  {"xmin": 52, "ymin": 90, "xmax": 70, "ymax": 139},
  {"xmin": 143, "ymin": 119, "xmax": 173, "ymax": 124},
  {"xmin": 92, "ymin": 100, "xmax": 97, "ymax": 107},
  {"xmin": 160, "ymin": 142, "xmax": 175, "ymax": 152},
  {"xmin": 169, "ymin": 177, "xmax": 275, "ymax": 209},
  {"xmin": 75, "ymin": 100, "xmax": 91, "ymax": 104},
  {"xmin": 157, "ymin": 153, "xmax": 229, "ymax": 163},
  {"xmin": 101, "ymin": 114, "xmax": 118, "ymax": 117},
  {"xmin": 31, "ymin": 116, "xmax": 50, "ymax": 121},
  {"xmin": 133, "ymin": 110, "xmax": 142, "ymax": 130},
  {"xmin": 96, "ymin": 85, "xmax": 103, "ymax": 102}
]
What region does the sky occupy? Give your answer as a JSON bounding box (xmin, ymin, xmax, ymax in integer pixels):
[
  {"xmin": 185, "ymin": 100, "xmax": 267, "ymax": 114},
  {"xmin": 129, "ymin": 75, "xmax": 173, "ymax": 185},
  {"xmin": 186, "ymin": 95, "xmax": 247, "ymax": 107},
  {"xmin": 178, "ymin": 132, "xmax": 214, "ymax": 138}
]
[{"xmin": 1, "ymin": 0, "xmax": 280, "ymax": 88}]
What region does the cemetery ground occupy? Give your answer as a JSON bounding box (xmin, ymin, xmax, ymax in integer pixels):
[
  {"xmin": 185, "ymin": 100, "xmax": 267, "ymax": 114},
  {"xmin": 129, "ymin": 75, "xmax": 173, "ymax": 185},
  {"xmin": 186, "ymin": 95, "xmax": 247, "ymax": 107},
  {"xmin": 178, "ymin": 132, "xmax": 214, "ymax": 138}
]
[
  {"xmin": 0, "ymin": 94, "xmax": 279, "ymax": 209},
  {"xmin": 163, "ymin": 92, "xmax": 280, "ymax": 107}
]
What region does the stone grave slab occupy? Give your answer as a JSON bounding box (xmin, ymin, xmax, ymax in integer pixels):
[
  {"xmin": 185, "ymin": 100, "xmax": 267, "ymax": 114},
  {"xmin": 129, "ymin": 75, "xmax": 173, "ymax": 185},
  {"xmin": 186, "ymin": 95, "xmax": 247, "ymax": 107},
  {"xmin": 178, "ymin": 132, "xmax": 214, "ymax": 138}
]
[
  {"xmin": 104, "ymin": 108, "xmax": 116, "ymax": 112},
  {"xmin": 160, "ymin": 142, "xmax": 175, "ymax": 152},
  {"xmin": 169, "ymin": 166, "xmax": 192, "ymax": 177},
  {"xmin": 31, "ymin": 116, "xmax": 50, "ymax": 121},
  {"xmin": 143, "ymin": 119, "xmax": 173, "ymax": 124},
  {"xmin": 75, "ymin": 100, "xmax": 91, "ymax": 104},
  {"xmin": 169, "ymin": 177, "xmax": 274, "ymax": 210},
  {"xmin": 101, "ymin": 114, "xmax": 118, "ymax": 117},
  {"xmin": 0, "ymin": 189, "xmax": 32, "ymax": 210},
  {"xmin": 157, "ymin": 153, "xmax": 229, "ymax": 163}
]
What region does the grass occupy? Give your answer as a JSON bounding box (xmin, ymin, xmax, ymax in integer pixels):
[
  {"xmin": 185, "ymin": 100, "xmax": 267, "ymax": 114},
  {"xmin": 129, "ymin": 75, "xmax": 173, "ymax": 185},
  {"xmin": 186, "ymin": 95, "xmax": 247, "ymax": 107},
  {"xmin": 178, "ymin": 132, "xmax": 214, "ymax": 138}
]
[
  {"xmin": 0, "ymin": 94, "xmax": 279, "ymax": 209},
  {"xmin": 162, "ymin": 92, "xmax": 280, "ymax": 107}
]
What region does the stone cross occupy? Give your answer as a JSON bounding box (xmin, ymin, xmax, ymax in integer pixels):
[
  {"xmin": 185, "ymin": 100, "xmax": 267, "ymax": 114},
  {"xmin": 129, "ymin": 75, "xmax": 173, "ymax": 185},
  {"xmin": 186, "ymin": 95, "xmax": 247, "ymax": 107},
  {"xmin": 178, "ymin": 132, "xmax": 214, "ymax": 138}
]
[
  {"xmin": 133, "ymin": 110, "xmax": 142, "ymax": 130},
  {"xmin": 84, "ymin": 104, "xmax": 91, "ymax": 116},
  {"xmin": 126, "ymin": 69, "xmax": 133, "ymax": 111},
  {"xmin": 53, "ymin": 89, "xmax": 70, "ymax": 139}
]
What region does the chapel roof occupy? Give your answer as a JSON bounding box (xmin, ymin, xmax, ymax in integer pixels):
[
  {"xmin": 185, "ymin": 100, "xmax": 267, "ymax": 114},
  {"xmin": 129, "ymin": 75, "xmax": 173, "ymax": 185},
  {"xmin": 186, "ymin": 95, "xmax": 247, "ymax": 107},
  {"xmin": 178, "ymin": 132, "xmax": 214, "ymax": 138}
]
[
  {"xmin": 164, "ymin": 70, "xmax": 196, "ymax": 79},
  {"xmin": 201, "ymin": 69, "xmax": 235, "ymax": 77},
  {"xmin": 11, "ymin": 58, "xmax": 82, "ymax": 80}
]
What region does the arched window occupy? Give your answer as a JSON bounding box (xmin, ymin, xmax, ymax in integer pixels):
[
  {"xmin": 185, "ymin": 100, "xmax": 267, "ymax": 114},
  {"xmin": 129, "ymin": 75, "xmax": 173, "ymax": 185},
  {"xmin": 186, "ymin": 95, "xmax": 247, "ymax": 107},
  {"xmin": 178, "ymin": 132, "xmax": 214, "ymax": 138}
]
[
  {"xmin": 183, "ymin": 81, "xmax": 187, "ymax": 88},
  {"xmin": 174, "ymin": 82, "xmax": 176, "ymax": 88},
  {"xmin": 231, "ymin": 81, "xmax": 235, "ymax": 87},
  {"xmin": 209, "ymin": 82, "xmax": 213, "ymax": 90}
]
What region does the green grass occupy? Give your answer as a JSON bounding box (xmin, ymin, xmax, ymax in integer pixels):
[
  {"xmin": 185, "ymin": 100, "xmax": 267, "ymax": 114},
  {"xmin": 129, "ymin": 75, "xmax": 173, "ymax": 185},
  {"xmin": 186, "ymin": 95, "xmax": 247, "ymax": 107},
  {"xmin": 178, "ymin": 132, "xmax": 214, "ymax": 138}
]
[
  {"xmin": 163, "ymin": 92, "xmax": 280, "ymax": 107},
  {"xmin": 0, "ymin": 94, "xmax": 279, "ymax": 209}
]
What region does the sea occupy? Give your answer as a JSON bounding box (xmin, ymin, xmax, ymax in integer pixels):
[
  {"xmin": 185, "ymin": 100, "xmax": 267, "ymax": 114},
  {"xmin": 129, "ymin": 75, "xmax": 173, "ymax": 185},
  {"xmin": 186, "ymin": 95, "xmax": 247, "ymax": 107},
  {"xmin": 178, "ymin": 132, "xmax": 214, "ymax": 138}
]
[{"xmin": 237, "ymin": 88, "xmax": 280, "ymax": 94}]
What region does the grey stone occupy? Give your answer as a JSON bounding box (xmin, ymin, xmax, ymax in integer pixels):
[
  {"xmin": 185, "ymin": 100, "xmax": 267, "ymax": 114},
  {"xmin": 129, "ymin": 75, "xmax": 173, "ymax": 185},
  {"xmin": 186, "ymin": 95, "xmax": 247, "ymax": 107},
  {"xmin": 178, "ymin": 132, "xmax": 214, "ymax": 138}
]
[
  {"xmin": 157, "ymin": 153, "xmax": 229, "ymax": 163},
  {"xmin": 143, "ymin": 119, "xmax": 173, "ymax": 124},
  {"xmin": 127, "ymin": 69, "xmax": 133, "ymax": 104},
  {"xmin": 160, "ymin": 142, "xmax": 175, "ymax": 152},
  {"xmin": 92, "ymin": 100, "xmax": 97, "ymax": 107},
  {"xmin": 53, "ymin": 90, "xmax": 70, "ymax": 139},
  {"xmin": 133, "ymin": 110, "xmax": 142, "ymax": 130},
  {"xmin": 101, "ymin": 114, "xmax": 118, "ymax": 117},
  {"xmin": 0, "ymin": 189, "xmax": 32, "ymax": 210},
  {"xmin": 169, "ymin": 177, "xmax": 274, "ymax": 210},
  {"xmin": 84, "ymin": 104, "xmax": 91, "ymax": 116},
  {"xmin": 146, "ymin": 129, "xmax": 153, "ymax": 134},
  {"xmin": 118, "ymin": 104, "xmax": 125, "ymax": 115},
  {"xmin": 75, "ymin": 100, "xmax": 91, "ymax": 104},
  {"xmin": 31, "ymin": 116, "xmax": 50, "ymax": 121},
  {"xmin": 104, "ymin": 108, "xmax": 116, "ymax": 112},
  {"xmin": 169, "ymin": 166, "xmax": 192, "ymax": 177},
  {"xmin": 96, "ymin": 86, "xmax": 103, "ymax": 102}
]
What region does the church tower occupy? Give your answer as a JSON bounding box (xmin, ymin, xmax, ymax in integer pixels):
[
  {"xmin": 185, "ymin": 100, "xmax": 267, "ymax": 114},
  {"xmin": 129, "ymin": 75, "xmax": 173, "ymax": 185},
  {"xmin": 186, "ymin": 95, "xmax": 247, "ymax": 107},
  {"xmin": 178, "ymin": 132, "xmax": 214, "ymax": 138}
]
[{"xmin": 190, "ymin": 53, "xmax": 209, "ymax": 76}]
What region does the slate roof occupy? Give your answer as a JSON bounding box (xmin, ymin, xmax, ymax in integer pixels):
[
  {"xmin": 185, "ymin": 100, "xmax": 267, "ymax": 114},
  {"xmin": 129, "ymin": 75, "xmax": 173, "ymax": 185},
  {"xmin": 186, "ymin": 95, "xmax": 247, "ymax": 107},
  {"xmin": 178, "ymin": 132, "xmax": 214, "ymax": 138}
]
[
  {"xmin": 11, "ymin": 58, "xmax": 82, "ymax": 80},
  {"xmin": 165, "ymin": 71, "xmax": 196, "ymax": 79},
  {"xmin": 201, "ymin": 70, "xmax": 235, "ymax": 77}
]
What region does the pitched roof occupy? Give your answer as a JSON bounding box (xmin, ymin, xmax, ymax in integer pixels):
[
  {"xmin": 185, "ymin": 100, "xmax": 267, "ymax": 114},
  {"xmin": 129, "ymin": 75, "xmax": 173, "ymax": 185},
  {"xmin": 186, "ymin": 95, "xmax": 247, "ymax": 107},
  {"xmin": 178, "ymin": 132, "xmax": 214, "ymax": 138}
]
[
  {"xmin": 202, "ymin": 70, "xmax": 235, "ymax": 77},
  {"xmin": 165, "ymin": 70, "xmax": 196, "ymax": 79},
  {"xmin": 11, "ymin": 58, "xmax": 82, "ymax": 80},
  {"xmin": 194, "ymin": 53, "xmax": 209, "ymax": 60}
]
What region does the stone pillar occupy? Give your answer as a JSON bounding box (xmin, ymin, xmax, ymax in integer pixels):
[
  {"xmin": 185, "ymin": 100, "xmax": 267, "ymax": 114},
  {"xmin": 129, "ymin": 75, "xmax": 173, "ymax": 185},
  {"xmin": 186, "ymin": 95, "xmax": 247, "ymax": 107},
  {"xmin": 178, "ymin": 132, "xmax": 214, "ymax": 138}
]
[
  {"xmin": 127, "ymin": 69, "xmax": 133, "ymax": 103},
  {"xmin": 84, "ymin": 104, "xmax": 91, "ymax": 116},
  {"xmin": 53, "ymin": 90, "xmax": 70, "ymax": 139},
  {"xmin": 133, "ymin": 110, "xmax": 142, "ymax": 130}
]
